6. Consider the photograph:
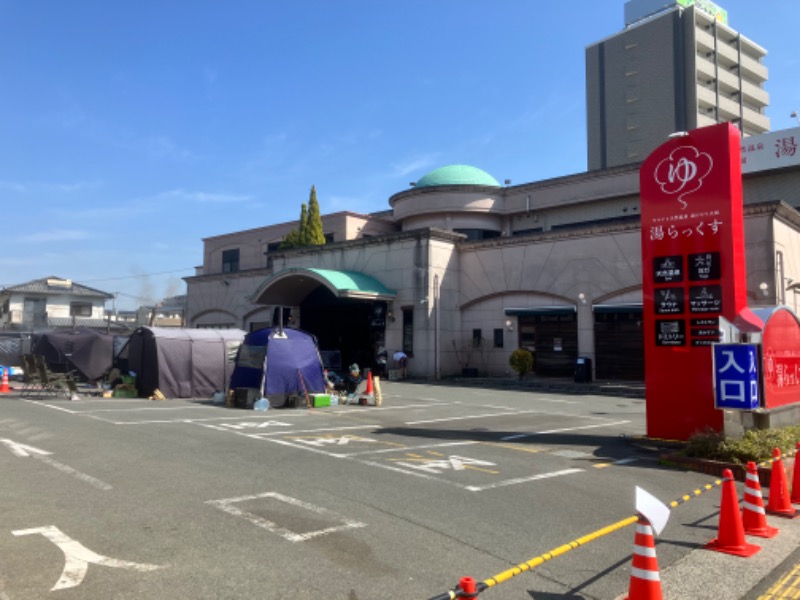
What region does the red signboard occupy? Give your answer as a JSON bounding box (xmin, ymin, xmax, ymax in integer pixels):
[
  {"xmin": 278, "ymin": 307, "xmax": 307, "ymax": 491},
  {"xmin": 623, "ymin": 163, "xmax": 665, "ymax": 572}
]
[
  {"xmin": 640, "ymin": 123, "xmax": 747, "ymax": 440},
  {"xmin": 762, "ymin": 308, "xmax": 800, "ymax": 409}
]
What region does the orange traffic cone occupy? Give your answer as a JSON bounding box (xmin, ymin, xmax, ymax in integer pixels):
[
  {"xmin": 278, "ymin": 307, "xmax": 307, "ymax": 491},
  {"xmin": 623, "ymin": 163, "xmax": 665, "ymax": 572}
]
[
  {"xmin": 705, "ymin": 468, "xmax": 761, "ymax": 557},
  {"xmin": 365, "ymin": 370, "xmax": 374, "ymax": 396},
  {"xmin": 623, "ymin": 515, "xmax": 662, "ymax": 600},
  {"xmin": 767, "ymin": 448, "xmax": 797, "ymax": 518},
  {"xmin": 742, "ymin": 461, "xmax": 779, "ymax": 538},
  {"xmin": 0, "ymin": 368, "xmax": 9, "ymax": 394},
  {"xmin": 791, "ymin": 442, "xmax": 800, "ymax": 505}
]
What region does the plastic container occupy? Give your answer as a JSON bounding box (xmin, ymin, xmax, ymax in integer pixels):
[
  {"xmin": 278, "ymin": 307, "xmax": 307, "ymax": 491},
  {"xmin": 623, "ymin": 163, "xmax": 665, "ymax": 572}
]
[{"xmin": 254, "ymin": 398, "xmax": 270, "ymax": 411}]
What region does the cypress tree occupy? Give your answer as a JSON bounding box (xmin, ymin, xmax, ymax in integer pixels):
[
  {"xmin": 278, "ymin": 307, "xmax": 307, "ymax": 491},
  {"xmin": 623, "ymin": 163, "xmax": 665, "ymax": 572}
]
[
  {"xmin": 306, "ymin": 185, "xmax": 326, "ymax": 245},
  {"xmin": 298, "ymin": 203, "xmax": 309, "ymax": 245},
  {"xmin": 279, "ymin": 228, "xmax": 301, "ymax": 249}
]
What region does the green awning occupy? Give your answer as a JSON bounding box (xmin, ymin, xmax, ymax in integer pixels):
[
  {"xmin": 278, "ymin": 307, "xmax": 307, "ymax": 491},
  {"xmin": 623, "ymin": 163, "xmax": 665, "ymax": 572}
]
[
  {"xmin": 592, "ymin": 304, "xmax": 643, "ymax": 314},
  {"xmin": 306, "ymin": 268, "xmax": 396, "ymax": 299},
  {"xmin": 251, "ymin": 268, "xmax": 396, "ymax": 305},
  {"xmin": 504, "ymin": 306, "xmax": 576, "ymax": 316}
]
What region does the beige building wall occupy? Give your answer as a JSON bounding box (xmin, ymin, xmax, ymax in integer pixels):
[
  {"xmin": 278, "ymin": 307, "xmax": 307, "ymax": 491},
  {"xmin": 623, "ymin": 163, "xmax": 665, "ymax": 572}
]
[{"xmin": 186, "ymin": 162, "xmax": 800, "ymax": 380}]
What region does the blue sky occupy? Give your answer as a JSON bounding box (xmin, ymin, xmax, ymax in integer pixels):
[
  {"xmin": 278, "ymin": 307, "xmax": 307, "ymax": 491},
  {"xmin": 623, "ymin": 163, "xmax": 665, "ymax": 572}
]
[{"xmin": 1, "ymin": 1, "xmax": 798, "ymax": 310}]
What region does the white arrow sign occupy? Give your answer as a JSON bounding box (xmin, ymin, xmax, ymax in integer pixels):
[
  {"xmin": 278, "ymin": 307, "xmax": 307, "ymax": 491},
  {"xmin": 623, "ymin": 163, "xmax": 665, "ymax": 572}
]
[
  {"xmin": 0, "ymin": 438, "xmax": 52, "ymax": 458},
  {"xmin": 13, "ymin": 526, "xmax": 164, "ymax": 590}
]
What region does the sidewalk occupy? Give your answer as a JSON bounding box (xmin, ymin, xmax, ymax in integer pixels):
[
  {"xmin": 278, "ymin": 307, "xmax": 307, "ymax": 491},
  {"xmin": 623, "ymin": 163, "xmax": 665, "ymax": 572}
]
[{"xmin": 660, "ymin": 511, "xmax": 800, "ymax": 599}]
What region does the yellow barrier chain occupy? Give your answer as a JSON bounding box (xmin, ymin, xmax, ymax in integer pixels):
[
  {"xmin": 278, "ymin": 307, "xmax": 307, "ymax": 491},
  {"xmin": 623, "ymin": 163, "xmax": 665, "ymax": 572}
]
[{"xmin": 428, "ymin": 446, "xmax": 799, "ymax": 599}]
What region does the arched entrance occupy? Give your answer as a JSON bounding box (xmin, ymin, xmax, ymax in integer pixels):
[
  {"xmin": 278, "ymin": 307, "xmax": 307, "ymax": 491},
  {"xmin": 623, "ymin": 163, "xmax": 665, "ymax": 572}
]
[{"xmin": 251, "ymin": 268, "xmax": 395, "ymax": 377}]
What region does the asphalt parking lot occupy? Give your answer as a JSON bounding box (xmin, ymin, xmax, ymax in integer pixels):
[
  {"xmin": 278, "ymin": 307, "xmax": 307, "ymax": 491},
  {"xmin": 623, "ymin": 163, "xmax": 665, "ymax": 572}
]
[{"xmin": 1, "ymin": 380, "xmax": 798, "ymax": 599}]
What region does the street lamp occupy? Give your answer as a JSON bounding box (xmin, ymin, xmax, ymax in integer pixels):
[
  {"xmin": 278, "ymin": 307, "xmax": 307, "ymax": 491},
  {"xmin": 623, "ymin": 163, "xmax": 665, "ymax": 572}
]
[{"xmin": 792, "ymin": 111, "xmax": 800, "ymax": 124}]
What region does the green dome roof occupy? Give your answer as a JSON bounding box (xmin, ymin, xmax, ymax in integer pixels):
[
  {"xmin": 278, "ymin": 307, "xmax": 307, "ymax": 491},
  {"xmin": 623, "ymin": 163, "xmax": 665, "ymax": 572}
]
[{"xmin": 414, "ymin": 164, "xmax": 500, "ymax": 189}]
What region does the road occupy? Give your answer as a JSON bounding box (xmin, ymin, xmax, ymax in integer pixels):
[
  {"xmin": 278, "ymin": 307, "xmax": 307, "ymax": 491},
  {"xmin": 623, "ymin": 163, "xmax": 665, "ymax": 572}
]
[{"xmin": 0, "ymin": 381, "xmax": 797, "ymax": 599}]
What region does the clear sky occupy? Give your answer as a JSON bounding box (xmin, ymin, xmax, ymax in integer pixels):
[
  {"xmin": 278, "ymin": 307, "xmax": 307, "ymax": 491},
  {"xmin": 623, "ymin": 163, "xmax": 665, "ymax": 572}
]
[{"xmin": 1, "ymin": 1, "xmax": 798, "ymax": 310}]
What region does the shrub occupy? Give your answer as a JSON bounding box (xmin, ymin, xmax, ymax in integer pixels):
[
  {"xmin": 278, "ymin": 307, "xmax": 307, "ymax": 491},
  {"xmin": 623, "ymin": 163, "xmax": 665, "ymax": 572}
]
[
  {"xmin": 509, "ymin": 348, "xmax": 534, "ymax": 380},
  {"xmin": 683, "ymin": 425, "xmax": 800, "ymax": 464}
]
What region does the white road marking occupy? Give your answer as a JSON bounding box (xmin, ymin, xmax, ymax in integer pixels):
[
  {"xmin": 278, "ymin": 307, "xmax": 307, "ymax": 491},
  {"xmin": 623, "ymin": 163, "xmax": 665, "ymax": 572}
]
[
  {"xmin": 0, "ymin": 438, "xmax": 52, "ymax": 458},
  {"xmin": 32, "ymin": 455, "xmax": 113, "ymax": 491},
  {"xmin": 206, "ymin": 492, "xmax": 366, "ymax": 542},
  {"xmin": 211, "ymin": 421, "xmax": 292, "ymax": 430},
  {"xmin": 248, "ymin": 424, "xmax": 381, "ymax": 437},
  {"xmin": 342, "ymin": 440, "xmax": 477, "ymax": 457},
  {"xmin": 12, "ymin": 526, "xmax": 163, "ymax": 590},
  {"xmin": 404, "ymin": 407, "xmax": 609, "ymax": 425},
  {"xmin": 392, "ymin": 455, "xmax": 496, "ymax": 474},
  {"xmin": 1, "ymin": 438, "xmax": 112, "ymax": 490},
  {"xmin": 23, "ymin": 401, "xmax": 79, "ymax": 414},
  {"xmin": 406, "ymin": 409, "xmax": 547, "ymax": 425},
  {"xmin": 500, "ymin": 420, "xmax": 632, "ymax": 440},
  {"xmin": 465, "ymin": 468, "xmax": 585, "ymax": 492},
  {"xmin": 290, "ymin": 435, "xmax": 380, "ymax": 448}
]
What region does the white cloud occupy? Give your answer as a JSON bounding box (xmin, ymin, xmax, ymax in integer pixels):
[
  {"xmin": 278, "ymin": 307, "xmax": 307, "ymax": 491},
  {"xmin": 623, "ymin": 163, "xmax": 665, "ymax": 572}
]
[
  {"xmin": 390, "ymin": 154, "xmax": 438, "ymax": 178},
  {"xmin": 0, "ymin": 180, "xmax": 102, "ymax": 194},
  {"xmin": 160, "ymin": 189, "xmax": 252, "ymax": 204},
  {"xmin": 18, "ymin": 229, "xmax": 91, "ymax": 243}
]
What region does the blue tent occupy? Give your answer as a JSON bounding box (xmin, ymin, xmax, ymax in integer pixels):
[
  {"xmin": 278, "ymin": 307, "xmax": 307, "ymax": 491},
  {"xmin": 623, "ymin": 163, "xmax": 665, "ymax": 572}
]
[{"xmin": 229, "ymin": 328, "xmax": 325, "ymax": 407}]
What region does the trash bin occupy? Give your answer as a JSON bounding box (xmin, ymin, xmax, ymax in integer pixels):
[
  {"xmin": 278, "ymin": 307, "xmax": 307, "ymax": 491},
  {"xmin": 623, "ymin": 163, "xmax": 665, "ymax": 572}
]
[{"xmin": 575, "ymin": 357, "xmax": 592, "ymax": 383}]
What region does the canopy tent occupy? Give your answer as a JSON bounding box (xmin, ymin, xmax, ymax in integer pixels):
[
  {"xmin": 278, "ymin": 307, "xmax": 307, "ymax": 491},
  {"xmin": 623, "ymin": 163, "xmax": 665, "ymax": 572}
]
[
  {"xmin": 125, "ymin": 327, "xmax": 245, "ymax": 398},
  {"xmin": 32, "ymin": 327, "xmax": 115, "ymax": 381},
  {"xmin": 229, "ymin": 327, "xmax": 326, "ymax": 407}
]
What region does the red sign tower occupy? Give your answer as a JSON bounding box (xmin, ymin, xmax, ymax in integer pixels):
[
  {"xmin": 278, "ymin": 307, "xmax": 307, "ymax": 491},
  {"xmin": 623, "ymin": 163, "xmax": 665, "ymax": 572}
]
[{"xmin": 640, "ymin": 123, "xmax": 748, "ymax": 440}]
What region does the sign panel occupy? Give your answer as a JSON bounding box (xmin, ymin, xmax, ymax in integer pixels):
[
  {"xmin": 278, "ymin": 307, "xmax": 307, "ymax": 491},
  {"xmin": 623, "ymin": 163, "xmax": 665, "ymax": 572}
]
[
  {"xmin": 640, "ymin": 123, "xmax": 748, "ymax": 440},
  {"xmin": 713, "ymin": 344, "xmax": 759, "ymax": 410},
  {"xmin": 741, "ymin": 127, "xmax": 800, "ymax": 173},
  {"xmin": 761, "ymin": 308, "xmax": 800, "ymax": 409},
  {"xmin": 653, "ymin": 255, "xmax": 684, "ymax": 283},
  {"xmin": 676, "ymin": 0, "xmax": 728, "ymax": 23}
]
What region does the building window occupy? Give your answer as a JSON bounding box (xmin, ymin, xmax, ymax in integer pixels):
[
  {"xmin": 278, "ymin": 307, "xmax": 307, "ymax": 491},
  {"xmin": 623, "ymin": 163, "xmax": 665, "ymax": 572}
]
[
  {"xmin": 324, "ymin": 233, "xmax": 335, "ymax": 243},
  {"xmin": 472, "ymin": 329, "xmax": 482, "ymax": 346},
  {"xmin": 70, "ymin": 303, "xmax": 92, "ymax": 317},
  {"xmin": 454, "ymin": 229, "xmax": 501, "ymax": 241},
  {"xmin": 494, "ymin": 328, "xmax": 504, "ymax": 348},
  {"xmin": 222, "ymin": 249, "xmax": 240, "ymax": 273},
  {"xmin": 402, "ymin": 308, "xmax": 413, "ymax": 355}
]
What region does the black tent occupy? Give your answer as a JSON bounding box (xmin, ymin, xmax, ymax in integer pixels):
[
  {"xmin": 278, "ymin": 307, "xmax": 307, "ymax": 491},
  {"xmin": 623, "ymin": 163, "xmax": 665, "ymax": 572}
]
[
  {"xmin": 125, "ymin": 327, "xmax": 246, "ymax": 398},
  {"xmin": 32, "ymin": 328, "xmax": 114, "ymax": 381}
]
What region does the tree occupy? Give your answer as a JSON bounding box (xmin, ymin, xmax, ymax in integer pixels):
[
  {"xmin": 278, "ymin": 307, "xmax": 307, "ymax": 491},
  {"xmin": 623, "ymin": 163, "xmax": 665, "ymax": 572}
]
[
  {"xmin": 298, "ymin": 203, "xmax": 309, "ymax": 244},
  {"xmin": 279, "ymin": 203, "xmax": 308, "ymax": 249},
  {"xmin": 279, "ymin": 229, "xmax": 302, "ymax": 249},
  {"xmin": 279, "ymin": 187, "xmax": 326, "ymax": 249},
  {"xmin": 509, "ymin": 348, "xmax": 534, "ymax": 380},
  {"xmin": 306, "ymin": 185, "xmax": 325, "ymax": 245}
]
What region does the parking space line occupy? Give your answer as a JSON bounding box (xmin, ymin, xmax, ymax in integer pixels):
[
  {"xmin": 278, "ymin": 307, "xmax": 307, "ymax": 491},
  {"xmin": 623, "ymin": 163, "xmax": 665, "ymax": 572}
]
[
  {"xmin": 24, "ymin": 401, "xmax": 80, "ymax": 414},
  {"xmin": 479, "ymin": 442, "xmax": 545, "ymax": 454},
  {"xmin": 206, "ymin": 492, "xmax": 366, "ymax": 542},
  {"xmin": 342, "ymin": 441, "xmax": 478, "ymax": 457},
  {"xmin": 406, "ymin": 409, "xmax": 545, "ymax": 425},
  {"xmin": 465, "ymin": 468, "xmax": 584, "ymax": 492},
  {"xmin": 500, "ymin": 420, "xmax": 631, "ymax": 440},
  {"xmin": 248, "ymin": 424, "xmax": 381, "ymax": 437}
]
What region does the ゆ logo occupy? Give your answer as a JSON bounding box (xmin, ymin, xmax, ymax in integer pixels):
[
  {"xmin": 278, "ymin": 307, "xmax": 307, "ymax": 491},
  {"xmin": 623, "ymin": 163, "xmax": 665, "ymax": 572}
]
[{"xmin": 654, "ymin": 146, "xmax": 713, "ymax": 209}]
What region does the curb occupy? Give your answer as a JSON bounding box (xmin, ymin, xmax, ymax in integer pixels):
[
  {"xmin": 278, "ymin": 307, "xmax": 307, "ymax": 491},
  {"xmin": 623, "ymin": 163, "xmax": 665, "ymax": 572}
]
[{"xmin": 661, "ymin": 452, "xmax": 777, "ymax": 486}]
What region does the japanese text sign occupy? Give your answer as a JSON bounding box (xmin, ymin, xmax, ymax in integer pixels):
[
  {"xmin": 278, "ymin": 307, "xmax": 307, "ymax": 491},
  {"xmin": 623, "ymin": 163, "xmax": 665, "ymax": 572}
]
[
  {"xmin": 713, "ymin": 344, "xmax": 759, "ymax": 410},
  {"xmin": 640, "ymin": 123, "xmax": 747, "ymax": 440}
]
